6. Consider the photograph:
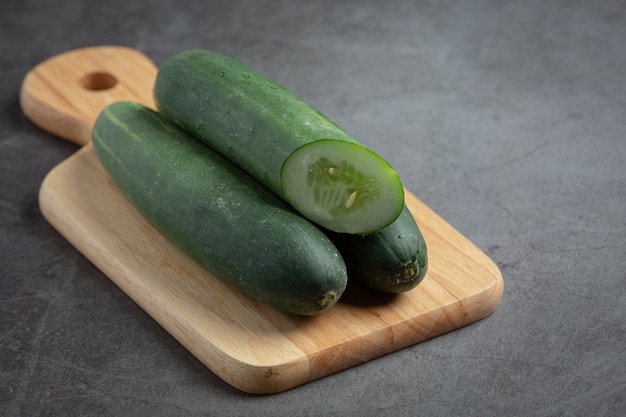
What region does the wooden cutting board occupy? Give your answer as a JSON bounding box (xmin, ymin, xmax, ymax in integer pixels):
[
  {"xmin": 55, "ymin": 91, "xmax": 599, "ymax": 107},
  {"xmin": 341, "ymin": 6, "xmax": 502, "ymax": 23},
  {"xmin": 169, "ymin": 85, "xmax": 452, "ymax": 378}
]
[{"xmin": 21, "ymin": 46, "xmax": 504, "ymax": 395}]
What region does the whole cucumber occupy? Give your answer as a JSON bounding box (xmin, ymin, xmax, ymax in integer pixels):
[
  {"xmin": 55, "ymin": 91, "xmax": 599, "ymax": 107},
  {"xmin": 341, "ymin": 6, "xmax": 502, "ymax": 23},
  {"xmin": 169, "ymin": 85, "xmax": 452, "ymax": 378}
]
[
  {"xmin": 92, "ymin": 101, "xmax": 347, "ymax": 316},
  {"xmin": 328, "ymin": 206, "xmax": 428, "ymax": 293}
]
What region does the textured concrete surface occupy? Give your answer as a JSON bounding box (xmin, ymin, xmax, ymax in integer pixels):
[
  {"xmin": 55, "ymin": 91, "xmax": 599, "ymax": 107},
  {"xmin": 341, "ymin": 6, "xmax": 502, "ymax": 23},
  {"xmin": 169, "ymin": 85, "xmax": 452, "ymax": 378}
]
[{"xmin": 1, "ymin": 0, "xmax": 625, "ymax": 415}]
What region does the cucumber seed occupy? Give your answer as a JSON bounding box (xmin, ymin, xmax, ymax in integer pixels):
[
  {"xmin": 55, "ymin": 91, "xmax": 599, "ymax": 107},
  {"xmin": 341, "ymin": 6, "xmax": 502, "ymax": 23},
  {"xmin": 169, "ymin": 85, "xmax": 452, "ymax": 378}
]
[{"xmin": 346, "ymin": 190, "xmax": 358, "ymax": 208}]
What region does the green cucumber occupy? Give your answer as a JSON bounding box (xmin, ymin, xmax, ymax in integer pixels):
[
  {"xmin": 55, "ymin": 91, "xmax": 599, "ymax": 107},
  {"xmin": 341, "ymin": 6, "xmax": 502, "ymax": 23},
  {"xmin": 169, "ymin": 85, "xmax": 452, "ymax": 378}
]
[
  {"xmin": 328, "ymin": 206, "xmax": 428, "ymax": 293},
  {"xmin": 154, "ymin": 49, "xmax": 404, "ymax": 234},
  {"xmin": 92, "ymin": 101, "xmax": 347, "ymax": 316}
]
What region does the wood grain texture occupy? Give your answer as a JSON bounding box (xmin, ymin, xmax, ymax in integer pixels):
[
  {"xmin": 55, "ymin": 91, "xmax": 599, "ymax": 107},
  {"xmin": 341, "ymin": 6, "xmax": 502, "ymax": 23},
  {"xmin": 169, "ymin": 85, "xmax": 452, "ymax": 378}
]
[
  {"xmin": 23, "ymin": 46, "xmax": 503, "ymax": 394},
  {"xmin": 20, "ymin": 46, "xmax": 157, "ymax": 145}
]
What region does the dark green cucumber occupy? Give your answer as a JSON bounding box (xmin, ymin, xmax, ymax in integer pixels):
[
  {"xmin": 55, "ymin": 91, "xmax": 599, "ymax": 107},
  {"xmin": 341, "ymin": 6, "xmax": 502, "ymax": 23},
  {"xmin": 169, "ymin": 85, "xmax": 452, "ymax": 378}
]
[
  {"xmin": 328, "ymin": 206, "xmax": 428, "ymax": 293},
  {"xmin": 154, "ymin": 49, "xmax": 404, "ymax": 235},
  {"xmin": 92, "ymin": 101, "xmax": 347, "ymax": 316}
]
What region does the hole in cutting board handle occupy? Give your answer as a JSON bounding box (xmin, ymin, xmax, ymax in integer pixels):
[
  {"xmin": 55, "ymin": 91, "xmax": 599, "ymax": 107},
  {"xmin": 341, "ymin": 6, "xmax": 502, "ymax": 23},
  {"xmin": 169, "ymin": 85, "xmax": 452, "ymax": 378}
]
[{"xmin": 80, "ymin": 71, "xmax": 118, "ymax": 91}]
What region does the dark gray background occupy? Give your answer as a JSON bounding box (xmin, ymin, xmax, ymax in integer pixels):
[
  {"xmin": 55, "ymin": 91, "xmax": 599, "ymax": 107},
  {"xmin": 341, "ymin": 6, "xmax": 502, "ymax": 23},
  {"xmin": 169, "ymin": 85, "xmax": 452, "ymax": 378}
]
[{"xmin": 2, "ymin": 0, "xmax": 625, "ymax": 416}]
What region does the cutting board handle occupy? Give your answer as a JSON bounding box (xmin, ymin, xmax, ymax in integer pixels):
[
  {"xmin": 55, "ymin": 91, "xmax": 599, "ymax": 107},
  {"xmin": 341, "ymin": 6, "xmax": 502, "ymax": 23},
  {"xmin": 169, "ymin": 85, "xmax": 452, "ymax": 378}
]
[{"xmin": 20, "ymin": 46, "xmax": 158, "ymax": 146}]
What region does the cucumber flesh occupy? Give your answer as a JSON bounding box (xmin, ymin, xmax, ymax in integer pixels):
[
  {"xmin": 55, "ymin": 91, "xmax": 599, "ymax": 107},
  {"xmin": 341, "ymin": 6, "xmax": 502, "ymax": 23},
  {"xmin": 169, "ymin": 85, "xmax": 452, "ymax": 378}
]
[{"xmin": 281, "ymin": 140, "xmax": 404, "ymax": 234}]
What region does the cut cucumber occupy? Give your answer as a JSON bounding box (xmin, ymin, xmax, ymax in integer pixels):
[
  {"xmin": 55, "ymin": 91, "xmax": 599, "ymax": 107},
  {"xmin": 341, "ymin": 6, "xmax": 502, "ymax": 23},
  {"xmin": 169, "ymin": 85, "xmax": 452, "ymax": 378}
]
[{"xmin": 154, "ymin": 49, "xmax": 405, "ymax": 234}]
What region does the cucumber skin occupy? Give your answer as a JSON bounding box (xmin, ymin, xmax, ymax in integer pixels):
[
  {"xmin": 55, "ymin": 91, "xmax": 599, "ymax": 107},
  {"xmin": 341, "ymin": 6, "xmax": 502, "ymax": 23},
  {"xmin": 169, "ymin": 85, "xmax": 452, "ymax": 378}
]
[
  {"xmin": 153, "ymin": 49, "xmax": 405, "ymax": 234},
  {"xmin": 92, "ymin": 101, "xmax": 347, "ymax": 316},
  {"xmin": 327, "ymin": 206, "xmax": 428, "ymax": 293},
  {"xmin": 153, "ymin": 49, "xmax": 356, "ymax": 197}
]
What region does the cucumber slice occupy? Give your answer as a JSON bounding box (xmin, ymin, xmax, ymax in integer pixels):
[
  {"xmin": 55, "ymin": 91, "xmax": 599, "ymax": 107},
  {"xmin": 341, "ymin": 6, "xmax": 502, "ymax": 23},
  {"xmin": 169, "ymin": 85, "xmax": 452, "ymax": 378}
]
[{"xmin": 281, "ymin": 140, "xmax": 404, "ymax": 234}]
